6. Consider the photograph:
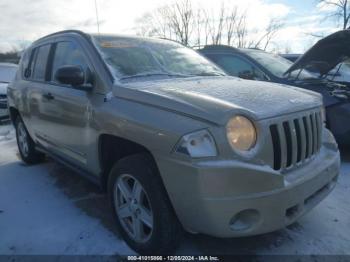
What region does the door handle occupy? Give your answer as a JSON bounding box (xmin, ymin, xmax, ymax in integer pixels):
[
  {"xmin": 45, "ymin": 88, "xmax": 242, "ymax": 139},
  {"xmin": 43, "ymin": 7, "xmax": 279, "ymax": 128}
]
[{"xmin": 42, "ymin": 92, "xmax": 55, "ymax": 100}]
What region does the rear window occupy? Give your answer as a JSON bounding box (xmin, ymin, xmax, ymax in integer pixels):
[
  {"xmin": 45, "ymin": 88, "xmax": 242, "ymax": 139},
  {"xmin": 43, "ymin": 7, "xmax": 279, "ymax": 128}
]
[{"xmin": 32, "ymin": 44, "xmax": 51, "ymax": 81}]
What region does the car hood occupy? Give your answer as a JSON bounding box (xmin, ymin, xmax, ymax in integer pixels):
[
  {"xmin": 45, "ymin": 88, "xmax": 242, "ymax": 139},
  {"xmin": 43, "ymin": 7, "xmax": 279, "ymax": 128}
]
[
  {"xmin": 115, "ymin": 76, "xmax": 322, "ymax": 125},
  {"xmin": 285, "ymin": 30, "xmax": 350, "ymax": 76},
  {"xmin": 0, "ymin": 82, "xmax": 8, "ymax": 95}
]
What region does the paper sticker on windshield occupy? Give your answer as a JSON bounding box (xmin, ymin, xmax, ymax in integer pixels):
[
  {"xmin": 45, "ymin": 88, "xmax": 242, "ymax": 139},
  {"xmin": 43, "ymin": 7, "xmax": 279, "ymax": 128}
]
[{"xmin": 100, "ymin": 41, "xmax": 137, "ymax": 48}]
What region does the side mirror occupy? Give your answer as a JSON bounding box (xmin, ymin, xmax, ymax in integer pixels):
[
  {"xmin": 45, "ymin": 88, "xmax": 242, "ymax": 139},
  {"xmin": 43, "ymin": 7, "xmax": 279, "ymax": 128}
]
[
  {"xmin": 55, "ymin": 65, "xmax": 92, "ymax": 90},
  {"xmin": 238, "ymin": 70, "xmax": 255, "ymax": 80}
]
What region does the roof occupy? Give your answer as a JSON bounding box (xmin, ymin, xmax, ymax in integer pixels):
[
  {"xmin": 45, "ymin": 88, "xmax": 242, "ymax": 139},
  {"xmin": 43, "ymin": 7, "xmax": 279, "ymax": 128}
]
[
  {"xmin": 199, "ymin": 45, "xmax": 240, "ymax": 52},
  {"xmin": 34, "ymin": 30, "xmax": 91, "ymax": 44},
  {"xmin": 36, "ymin": 30, "xmax": 178, "ymax": 46}
]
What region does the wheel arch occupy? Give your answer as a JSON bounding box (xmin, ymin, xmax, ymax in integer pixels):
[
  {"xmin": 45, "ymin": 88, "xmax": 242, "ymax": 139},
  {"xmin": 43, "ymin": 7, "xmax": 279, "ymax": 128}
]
[
  {"xmin": 98, "ymin": 134, "xmax": 162, "ymax": 191},
  {"xmin": 9, "ymin": 106, "xmax": 20, "ymax": 124}
]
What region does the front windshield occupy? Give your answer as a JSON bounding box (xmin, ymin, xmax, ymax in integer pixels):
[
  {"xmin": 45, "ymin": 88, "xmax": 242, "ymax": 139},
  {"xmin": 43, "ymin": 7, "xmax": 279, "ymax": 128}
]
[
  {"xmin": 329, "ymin": 61, "xmax": 350, "ymax": 76},
  {"xmin": 0, "ymin": 65, "xmax": 17, "ymax": 83},
  {"xmin": 244, "ymin": 49, "xmax": 317, "ymax": 80},
  {"xmin": 92, "ymin": 35, "xmax": 225, "ymax": 80}
]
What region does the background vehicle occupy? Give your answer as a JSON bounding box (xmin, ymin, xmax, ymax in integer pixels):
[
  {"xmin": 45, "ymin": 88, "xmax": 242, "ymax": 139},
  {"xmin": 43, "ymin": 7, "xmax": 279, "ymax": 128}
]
[
  {"xmin": 7, "ymin": 30, "xmax": 340, "ymax": 254},
  {"xmin": 282, "ymin": 54, "xmax": 300, "ymax": 63},
  {"xmin": 0, "ymin": 63, "xmax": 17, "ymax": 122},
  {"xmin": 282, "ymin": 54, "xmax": 350, "ymax": 84},
  {"xmin": 199, "ymin": 40, "xmax": 350, "ymax": 146}
]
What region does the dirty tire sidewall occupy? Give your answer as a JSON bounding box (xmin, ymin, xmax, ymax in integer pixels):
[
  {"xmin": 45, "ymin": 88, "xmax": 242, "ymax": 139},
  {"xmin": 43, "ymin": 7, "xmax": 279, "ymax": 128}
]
[{"xmin": 108, "ymin": 153, "xmax": 182, "ymax": 255}]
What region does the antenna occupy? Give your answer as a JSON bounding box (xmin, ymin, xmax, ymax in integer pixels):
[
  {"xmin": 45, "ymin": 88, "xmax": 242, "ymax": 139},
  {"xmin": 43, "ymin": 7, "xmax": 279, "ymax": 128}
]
[{"xmin": 94, "ymin": 0, "xmax": 100, "ymax": 34}]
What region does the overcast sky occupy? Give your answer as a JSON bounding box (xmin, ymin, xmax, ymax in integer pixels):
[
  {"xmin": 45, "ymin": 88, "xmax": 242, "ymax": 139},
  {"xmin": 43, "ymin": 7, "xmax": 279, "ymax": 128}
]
[{"xmin": 0, "ymin": 0, "xmax": 340, "ymax": 53}]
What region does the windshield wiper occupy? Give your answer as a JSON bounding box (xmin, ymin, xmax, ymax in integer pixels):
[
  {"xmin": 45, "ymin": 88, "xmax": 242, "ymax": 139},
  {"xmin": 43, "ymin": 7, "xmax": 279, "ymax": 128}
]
[
  {"xmin": 0, "ymin": 81, "xmax": 9, "ymax": 84},
  {"xmin": 120, "ymin": 72, "xmax": 191, "ymax": 80},
  {"xmin": 193, "ymin": 72, "xmax": 225, "ymax": 76}
]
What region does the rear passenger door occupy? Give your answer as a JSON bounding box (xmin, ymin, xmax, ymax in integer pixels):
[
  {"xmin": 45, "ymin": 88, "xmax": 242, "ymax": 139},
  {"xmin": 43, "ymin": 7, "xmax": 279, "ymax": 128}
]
[
  {"xmin": 38, "ymin": 40, "xmax": 93, "ymax": 168},
  {"xmin": 24, "ymin": 44, "xmax": 53, "ymax": 141}
]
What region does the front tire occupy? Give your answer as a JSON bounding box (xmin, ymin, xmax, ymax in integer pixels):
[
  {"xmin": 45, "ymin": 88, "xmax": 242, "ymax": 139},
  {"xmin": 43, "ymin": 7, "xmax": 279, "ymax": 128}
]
[
  {"xmin": 108, "ymin": 153, "xmax": 182, "ymax": 255},
  {"xmin": 15, "ymin": 117, "xmax": 44, "ymax": 164}
]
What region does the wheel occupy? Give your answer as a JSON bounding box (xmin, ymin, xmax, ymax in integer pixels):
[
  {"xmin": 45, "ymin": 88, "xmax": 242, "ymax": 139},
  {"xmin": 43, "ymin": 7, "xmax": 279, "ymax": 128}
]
[
  {"xmin": 108, "ymin": 153, "xmax": 182, "ymax": 255},
  {"xmin": 15, "ymin": 117, "xmax": 45, "ymax": 164}
]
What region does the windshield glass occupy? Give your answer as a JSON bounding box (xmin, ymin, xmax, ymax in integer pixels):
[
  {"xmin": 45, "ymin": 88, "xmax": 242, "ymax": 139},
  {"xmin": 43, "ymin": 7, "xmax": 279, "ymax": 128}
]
[
  {"xmin": 243, "ymin": 49, "xmax": 317, "ymax": 80},
  {"xmin": 329, "ymin": 61, "xmax": 350, "ymax": 75},
  {"xmin": 92, "ymin": 35, "xmax": 225, "ymax": 80},
  {"xmin": 0, "ymin": 65, "xmax": 17, "ymax": 83}
]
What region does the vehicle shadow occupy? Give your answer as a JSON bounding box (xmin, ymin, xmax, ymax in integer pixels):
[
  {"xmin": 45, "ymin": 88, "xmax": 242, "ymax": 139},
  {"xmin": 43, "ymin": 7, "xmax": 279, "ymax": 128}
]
[
  {"xmin": 179, "ymin": 225, "xmax": 300, "ymax": 255},
  {"xmin": 48, "ymin": 159, "xmax": 300, "ymax": 255},
  {"xmin": 48, "ymin": 160, "xmax": 122, "ymax": 239}
]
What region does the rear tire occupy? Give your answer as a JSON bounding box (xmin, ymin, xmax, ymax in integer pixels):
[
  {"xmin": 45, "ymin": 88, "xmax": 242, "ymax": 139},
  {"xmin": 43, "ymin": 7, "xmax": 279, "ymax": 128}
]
[
  {"xmin": 15, "ymin": 117, "xmax": 45, "ymax": 164},
  {"xmin": 108, "ymin": 153, "xmax": 182, "ymax": 255}
]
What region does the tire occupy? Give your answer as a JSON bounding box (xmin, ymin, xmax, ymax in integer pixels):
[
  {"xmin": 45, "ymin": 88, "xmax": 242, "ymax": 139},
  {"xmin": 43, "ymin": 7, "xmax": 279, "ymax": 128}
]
[
  {"xmin": 108, "ymin": 153, "xmax": 182, "ymax": 255},
  {"xmin": 15, "ymin": 117, "xmax": 45, "ymax": 164}
]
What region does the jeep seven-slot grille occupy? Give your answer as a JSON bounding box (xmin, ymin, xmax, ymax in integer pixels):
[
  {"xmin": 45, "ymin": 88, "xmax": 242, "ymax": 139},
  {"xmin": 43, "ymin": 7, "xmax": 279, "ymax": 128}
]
[{"xmin": 270, "ymin": 111, "xmax": 322, "ymax": 170}]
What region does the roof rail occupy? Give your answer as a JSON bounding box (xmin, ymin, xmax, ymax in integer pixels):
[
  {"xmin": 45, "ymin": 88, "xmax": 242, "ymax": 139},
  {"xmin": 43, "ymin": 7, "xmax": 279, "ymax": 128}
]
[
  {"xmin": 158, "ymin": 37, "xmax": 185, "ymax": 46},
  {"xmin": 35, "ymin": 30, "xmax": 90, "ymax": 43},
  {"xmin": 247, "ymin": 47, "xmax": 262, "ymax": 51}
]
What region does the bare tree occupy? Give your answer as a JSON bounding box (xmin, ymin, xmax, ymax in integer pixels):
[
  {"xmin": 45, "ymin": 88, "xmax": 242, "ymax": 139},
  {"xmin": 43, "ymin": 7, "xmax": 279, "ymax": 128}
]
[
  {"xmin": 236, "ymin": 12, "xmax": 248, "ymax": 48},
  {"xmin": 201, "ymin": 9, "xmax": 212, "ymax": 46},
  {"xmin": 318, "ymin": 0, "xmax": 350, "ymax": 29},
  {"xmin": 225, "ymin": 7, "xmax": 238, "ymax": 46},
  {"xmin": 193, "ymin": 8, "xmax": 203, "ymax": 46},
  {"xmin": 135, "ymin": 7, "xmax": 174, "ymax": 39},
  {"xmin": 134, "ymin": 0, "xmax": 284, "ymax": 50},
  {"xmin": 253, "ymin": 19, "xmax": 284, "ymax": 50},
  {"xmin": 165, "ymin": 0, "xmax": 194, "ymax": 46},
  {"xmin": 209, "ymin": 4, "xmax": 226, "ymax": 45},
  {"xmin": 135, "ymin": 13, "xmax": 154, "ymax": 37}
]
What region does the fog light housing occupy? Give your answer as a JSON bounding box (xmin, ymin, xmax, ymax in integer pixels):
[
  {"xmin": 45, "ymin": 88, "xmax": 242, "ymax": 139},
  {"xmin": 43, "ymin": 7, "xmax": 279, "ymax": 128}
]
[{"xmin": 229, "ymin": 209, "xmax": 260, "ymax": 232}]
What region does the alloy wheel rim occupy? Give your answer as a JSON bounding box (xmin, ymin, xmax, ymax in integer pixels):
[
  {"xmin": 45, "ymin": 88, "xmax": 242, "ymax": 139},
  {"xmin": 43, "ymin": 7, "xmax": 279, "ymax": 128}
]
[
  {"xmin": 17, "ymin": 122, "xmax": 29, "ymax": 157},
  {"xmin": 114, "ymin": 174, "xmax": 154, "ymax": 243}
]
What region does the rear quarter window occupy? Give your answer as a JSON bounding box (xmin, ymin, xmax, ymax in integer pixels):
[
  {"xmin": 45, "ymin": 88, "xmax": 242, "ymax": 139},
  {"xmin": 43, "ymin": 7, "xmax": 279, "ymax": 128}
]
[{"xmin": 19, "ymin": 50, "xmax": 30, "ymax": 79}]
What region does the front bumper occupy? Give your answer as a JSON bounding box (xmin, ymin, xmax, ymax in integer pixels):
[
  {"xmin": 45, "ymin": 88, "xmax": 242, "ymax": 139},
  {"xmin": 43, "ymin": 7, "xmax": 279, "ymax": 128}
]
[
  {"xmin": 0, "ymin": 95, "xmax": 9, "ymax": 119},
  {"xmin": 156, "ymin": 140, "xmax": 340, "ymax": 237},
  {"xmin": 0, "ymin": 108, "xmax": 9, "ymax": 120}
]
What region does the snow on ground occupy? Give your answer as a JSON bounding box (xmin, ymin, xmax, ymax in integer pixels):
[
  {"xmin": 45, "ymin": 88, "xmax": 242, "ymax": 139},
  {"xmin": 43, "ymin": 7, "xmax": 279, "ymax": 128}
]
[{"xmin": 0, "ymin": 123, "xmax": 349, "ymax": 256}]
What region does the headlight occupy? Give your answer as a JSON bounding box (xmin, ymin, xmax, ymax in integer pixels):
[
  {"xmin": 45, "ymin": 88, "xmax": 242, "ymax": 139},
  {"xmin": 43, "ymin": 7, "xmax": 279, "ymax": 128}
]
[
  {"xmin": 174, "ymin": 130, "xmax": 217, "ymax": 158},
  {"xmin": 227, "ymin": 116, "xmax": 257, "ymax": 151}
]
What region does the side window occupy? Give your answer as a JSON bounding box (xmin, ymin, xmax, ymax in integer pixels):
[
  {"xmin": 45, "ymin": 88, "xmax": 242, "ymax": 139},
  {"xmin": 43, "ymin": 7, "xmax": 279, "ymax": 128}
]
[
  {"xmin": 23, "ymin": 49, "xmax": 37, "ymax": 79},
  {"xmin": 51, "ymin": 41, "xmax": 89, "ymax": 83},
  {"xmin": 207, "ymin": 54, "xmax": 266, "ymax": 81},
  {"xmin": 20, "ymin": 50, "xmax": 30, "ymax": 78},
  {"xmin": 32, "ymin": 44, "xmax": 51, "ymax": 81}
]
